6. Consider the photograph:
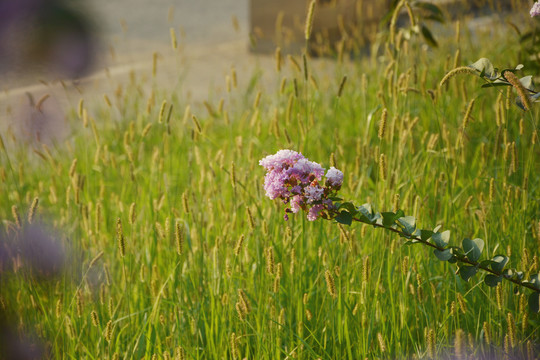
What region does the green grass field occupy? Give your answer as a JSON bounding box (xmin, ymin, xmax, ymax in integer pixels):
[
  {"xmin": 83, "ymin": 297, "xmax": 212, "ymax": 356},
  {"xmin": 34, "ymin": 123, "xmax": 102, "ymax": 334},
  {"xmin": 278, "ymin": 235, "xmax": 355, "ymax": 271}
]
[{"xmin": 1, "ymin": 1, "xmax": 539, "ymax": 359}]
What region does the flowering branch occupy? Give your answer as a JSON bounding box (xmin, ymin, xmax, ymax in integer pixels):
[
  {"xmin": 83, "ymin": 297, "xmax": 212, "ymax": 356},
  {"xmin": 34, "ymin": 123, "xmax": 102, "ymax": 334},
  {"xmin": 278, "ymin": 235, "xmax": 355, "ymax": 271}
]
[{"xmin": 260, "ymin": 150, "xmax": 540, "ymax": 313}]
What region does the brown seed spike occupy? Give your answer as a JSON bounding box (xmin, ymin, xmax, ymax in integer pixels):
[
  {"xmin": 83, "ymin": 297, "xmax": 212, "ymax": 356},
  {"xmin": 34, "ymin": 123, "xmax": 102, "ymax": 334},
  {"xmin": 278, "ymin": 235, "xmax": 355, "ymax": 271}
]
[
  {"xmin": 28, "ymin": 197, "xmax": 39, "ymax": 224},
  {"xmin": 504, "ymin": 71, "xmax": 532, "ymax": 111},
  {"xmin": 305, "ymin": 0, "xmax": 316, "ymax": 41},
  {"xmin": 324, "ymin": 270, "xmax": 337, "ymax": 298}
]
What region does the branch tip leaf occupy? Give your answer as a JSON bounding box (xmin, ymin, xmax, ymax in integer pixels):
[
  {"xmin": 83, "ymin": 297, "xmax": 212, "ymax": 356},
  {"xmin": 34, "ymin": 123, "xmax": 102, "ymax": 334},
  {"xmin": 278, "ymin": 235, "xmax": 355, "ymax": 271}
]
[
  {"xmin": 462, "ymin": 238, "xmax": 484, "ymax": 262},
  {"xmin": 432, "ymin": 230, "xmax": 450, "ymax": 248},
  {"xmin": 484, "ymin": 274, "xmax": 502, "ymax": 287},
  {"xmin": 434, "ymin": 248, "xmax": 452, "ymax": 261}
]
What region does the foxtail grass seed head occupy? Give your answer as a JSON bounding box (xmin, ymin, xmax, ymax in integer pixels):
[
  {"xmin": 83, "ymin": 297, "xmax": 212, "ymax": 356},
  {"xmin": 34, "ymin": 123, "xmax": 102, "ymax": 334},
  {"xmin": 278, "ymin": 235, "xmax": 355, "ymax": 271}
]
[
  {"xmin": 482, "ymin": 321, "xmax": 490, "ymax": 345},
  {"xmin": 65, "ymin": 316, "xmax": 75, "ymax": 339},
  {"xmin": 230, "ymin": 162, "xmax": 236, "ymax": 189},
  {"xmin": 510, "ymin": 141, "xmax": 517, "ymax": 174},
  {"xmin": 288, "ymin": 55, "xmax": 301, "ymax": 72},
  {"xmin": 117, "ymin": 218, "xmax": 126, "ymax": 258},
  {"xmin": 496, "ymin": 283, "xmax": 503, "ymax": 310},
  {"xmin": 230, "ymin": 333, "xmax": 239, "ymax": 360},
  {"xmin": 330, "ymin": 152, "xmax": 336, "ymax": 167},
  {"xmin": 265, "ymin": 247, "xmax": 275, "ymax": 275},
  {"xmin": 158, "ymin": 100, "xmax": 167, "ymax": 123},
  {"xmin": 337, "ymin": 75, "xmax": 347, "ymax": 97},
  {"xmin": 238, "ymin": 289, "xmax": 251, "ymax": 313},
  {"xmin": 246, "ymin": 207, "xmax": 255, "ymax": 230},
  {"xmin": 427, "ymin": 328, "xmax": 435, "ymax": 359},
  {"xmin": 521, "ymin": 311, "xmax": 528, "ymax": 333},
  {"xmin": 379, "ymin": 153, "xmax": 387, "ymax": 181},
  {"xmin": 457, "ymin": 293, "xmax": 467, "ymax": 314},
  {"xmin": 275, "ymin": 47, "xmax": 282, "ymax": 72},
  {"xmin": 76, "ymin": 290, "xmax": 83, "ymax": 317},
  {"xmin": 253, "ymin": 91, "xmax": 261, "ymax": 109},
  {"xmin": 192, "ymin": 115, "xmax": 202, "ymax": 133},
  {"xmin": 377, "ymin": 332, "xmax": 386, "ymax": 353},
  {"xmin": 507, "ymin": 312, "xmax": 516, "ymax": 348},
  {"xmin": 273, "ymin": 274, "xmax": 280, "ymax": 293},
  {"xmin": 280, "ymin": 77, "xmax": 287, "ymax": 94},
  {"xmin": 305, "ymin": 0, "xmax": 316, "ymax": 40},
  {"xmin": 504, "ymin": 71, "xmax": 531, "ymax": 110},
  {"xmin": 362, "ymin": 256, "xmax": 370, "ymax": 283},
  {"xmin": 401, "ymin": 256, "xmax": 409, "ymax": 274},
  {"xmin": 77, "ymin": 98, "xmax": 84, "ymax": 118},
  {"xmin": 175, "ymin": 220, "xmax": 184, "ymax": 255},
  {"xmin": 290, "ymin": 248, "xmax": 296, "ymax": 275},
  {"xmin": 91, "ymin": 310, "xmax": 100, "ymax": 327},
  {"xmin": 182, "ymin": 192, "xmax": 190, "ymax": 214},
  {"xmin": 105, "ymin": 320, "xmax": 113, "ymax": 342},
  {"xmin": 152, "ymin": 52, "xmax": 158, "ymax": 77},
  {"xmin": 302, "ymin": 53, "xmax": 309, "ymax": 81},
  {"xmin": 378, "ymin": 108, "xmax": 388, "ymax": 139},
  {"xmin": 235, "ymin": 301, "xmax": 246, "ymax": 321},
  {"xmin": 392, "ymin": 194, "xmax": 400, "ymax": 212},
  {"xmin": 69, "ymin": 158, "xmax": 77, "ymax": 178},
  {"xmin": 170, "ymin": 27, "xmax": 177, "ymax": 49},
  {"xmin": 454, "ymin": 329, "xmax": 465, "ymax": 360},
  {"xmin": 12, "ymin": 205, "xmax": 21, "ymax": 228},
  {"xmin": 389, "ymin": 0, "xmax": 404, "ymax": 45},
  {"xmin": 28, "ymin": 197, "xmax": 39, "ymax": 224},
  {"xmin": 462, "ymin": 98, "xmax": 475, "ymax": 130},
  {"xmin": 489, "ymin": 178, "xmax": 495, "ymax": 203},
  {"xmin": 103, "ymin": 94, "xmax": 112, "ymax": 107},
  {"xmin": 324, "ymin": 269, "xmax": 337, "ymax": 298},
  {"xmin": 89, "ymin": 251, "xmax": 104, "ymax": 269},
  {"xmin": 128, "ymin": 202, "xmax": 136, "ymax": 225},
  {"xmin": 231, "ymin": 67, "xmax": 237, "ymax": 88},
  {"xmin": 439, "ymin": 67, "xmax": 477, "ymax": 89},
  {"xmin": 175, "ymin": 346, "xmax": 185, "ymax": 360},
  {"xmin": 234, "ymin": 234, "xmax": 245, "ymax": 256}
]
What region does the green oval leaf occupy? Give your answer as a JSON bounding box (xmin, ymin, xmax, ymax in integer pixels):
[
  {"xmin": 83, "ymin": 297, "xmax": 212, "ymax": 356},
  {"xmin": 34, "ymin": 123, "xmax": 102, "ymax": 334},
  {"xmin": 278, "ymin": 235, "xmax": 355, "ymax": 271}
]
[
  {"xmin": 358, "ymin": 204, "xmax": 375, "ymax": 224},
  {"xmin": 335, "ymin": 211, "xmax": 352, "ymax": 226},
  {"xmin": 381, "ymin": 212, "xmax": 397, "ymax": 227},
  {"xmin": 503, "ymin": 269, "xmax": 515, "ymax": 279},
  {"xmin": 338, "ymin": 202, "xmax": 356, "ymax": 213},
  {"xmin": 491, "ymin": 255, "xmax": 509, "ymax": 273},
  {"xmin": 529, "ymin": 292, "xmax": 540, "ymax": 313},
  {"xmin": 420, "ymin": 229, "xmax": 434, "ymax": 242},
  {"xmin": 469, "ymin": 58, "xmax": 496, "ymax": 79},
  {"xmin": 420, "ymin": 24, "xmax": 438, "ymax": 47},
  {"xmin": 530, "ymin": 274, "xmax": 540, "ymax": 289},
  {"xmin": 459, "ymin": 265, "xmax": 478, "ymax": 282},
  {"xmin": 414, "ymin": 2, "xmax": 445, "ymax": 23},
  {"xmin": 397, "ymin": 216, "xmax": 416, "ymax": 235},
  {"xmin": 462, "ymin": 238, "xmax": 484, "ymax": 262},
  {"xmin": 434, "ymin": 248, "xmax": 452, "ymax": 261},
  {"xmin": 432, "ymin": 230, "xmax": 450, "ymax": 248},
  {"xmin": 484, "ymin": 274, "xmax": 502, "ymax": 287}
]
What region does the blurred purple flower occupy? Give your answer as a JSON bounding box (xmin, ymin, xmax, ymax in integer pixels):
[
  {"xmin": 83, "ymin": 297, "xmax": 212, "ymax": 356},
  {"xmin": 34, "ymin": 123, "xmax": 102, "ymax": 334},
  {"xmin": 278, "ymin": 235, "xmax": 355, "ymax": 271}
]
[
  {"xmin": 20, "ymin": 223, "xmax": 66, "ymax": 277},
  {"xmin": 12, "ymin": 94, "xmax": 68, "ymax": 145},
  {"xmin": 0, "ymin": 0, "xmax": 95, "ymax": 78},
  {"xmin": 0, "ymin": 323, "xmax": 45, "ymax": 360},
  {"xmin": 532, "ymin": 2, "xmax": 540, "ymax": 17}
]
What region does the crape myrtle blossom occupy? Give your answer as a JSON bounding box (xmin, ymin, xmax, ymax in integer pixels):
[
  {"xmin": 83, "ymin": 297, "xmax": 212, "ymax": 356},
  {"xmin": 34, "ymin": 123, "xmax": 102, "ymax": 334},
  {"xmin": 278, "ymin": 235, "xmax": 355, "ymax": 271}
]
[
  {"xmin": 325, "ymin": 167, "xmax": 344, "ymax": 188},
  {"xmin": 259, "ymin": 150, "xmax": 343, "ymax": 221},
  {"xmin": 531, "ymin": 2, "xmax": 540, "ymax": 17}
]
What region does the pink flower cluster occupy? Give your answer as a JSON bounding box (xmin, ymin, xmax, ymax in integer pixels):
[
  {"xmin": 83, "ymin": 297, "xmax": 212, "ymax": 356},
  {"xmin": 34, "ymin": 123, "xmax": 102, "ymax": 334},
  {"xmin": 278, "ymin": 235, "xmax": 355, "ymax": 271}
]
[
  {"xmin": 531, "ymin": 2, "xmax": 540, "ymax": 17},
  {"xmin": 259, "ymin": 150, "xmax": 344, "ymax": 221}
]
